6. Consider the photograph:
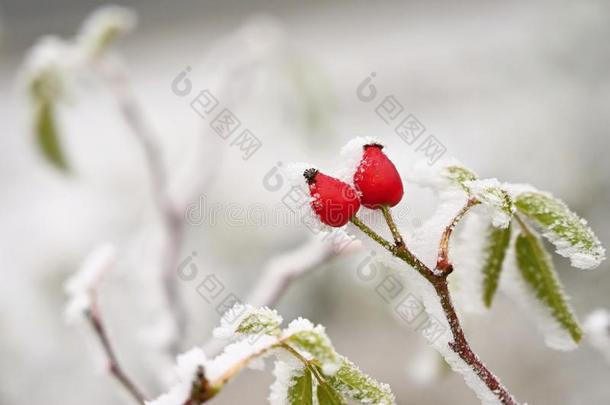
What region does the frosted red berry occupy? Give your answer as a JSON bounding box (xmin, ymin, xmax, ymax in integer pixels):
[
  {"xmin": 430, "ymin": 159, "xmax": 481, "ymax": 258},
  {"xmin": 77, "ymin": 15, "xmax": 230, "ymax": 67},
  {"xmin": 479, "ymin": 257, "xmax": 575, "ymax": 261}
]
[
  {"xmin": 304, "ymin": 168, "xmax": 361, "ymax": 227},
  {"xmin": 354, "ymin": 143, "xmax": 404, "ymax": 209}
]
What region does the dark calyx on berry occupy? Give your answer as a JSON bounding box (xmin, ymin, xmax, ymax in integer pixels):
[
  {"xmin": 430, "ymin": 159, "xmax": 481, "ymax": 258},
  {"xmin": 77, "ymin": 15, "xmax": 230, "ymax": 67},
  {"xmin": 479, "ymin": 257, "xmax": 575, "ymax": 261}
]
[{"xmin": 303, "ymin": 168, "xmax": 319, "ymax": 184}]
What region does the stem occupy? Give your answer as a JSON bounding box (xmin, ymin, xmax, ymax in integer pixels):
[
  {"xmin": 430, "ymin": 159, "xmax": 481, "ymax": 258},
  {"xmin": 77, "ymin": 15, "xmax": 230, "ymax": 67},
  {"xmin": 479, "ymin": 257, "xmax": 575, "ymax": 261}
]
[
  {"xmin": 362, "ymin": 206, "xmax": 519, "ymax": 405},
  {"xmin": 436, "ymin": 198, "xmax": 480, "ymax": 273},
  {"xmin": 98, "ymin": 57, "xmax": 188, "ymax": 354},
  {"xmin": 279, "ymin": 343, "xmax": 326, "ymax": 385},
  {"xmin": 380, "ymin": 205, "xmax": 404, "ymax": 248},
  {"xmin": 86, "ymin": 300, "xmax": 146, "ymax": 404},
  {"xmin": 350, "ymin": 215, "xmax": 396, "ymax": 253},
  {"xmin": 432, "ymin": 279, "xmax": 517, "ymax": 405}
]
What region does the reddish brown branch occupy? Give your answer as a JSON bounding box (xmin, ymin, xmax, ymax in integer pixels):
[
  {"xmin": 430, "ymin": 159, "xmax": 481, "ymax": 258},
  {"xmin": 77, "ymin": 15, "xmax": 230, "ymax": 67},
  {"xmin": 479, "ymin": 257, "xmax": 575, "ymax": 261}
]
[
  {"xmin": 436, "ymin": 198, "xmax": 479, "ymax": 273},
  {"xmin": 86, "ymin": 299, "xmax": 146, "ymax": 404},
  {"xmin": 353, "ymin": 204, "xmax": 520, "ymax": 405},
  {"xmin": 432, "ymin": 279, "xmax": 517, "ymax": 405}
]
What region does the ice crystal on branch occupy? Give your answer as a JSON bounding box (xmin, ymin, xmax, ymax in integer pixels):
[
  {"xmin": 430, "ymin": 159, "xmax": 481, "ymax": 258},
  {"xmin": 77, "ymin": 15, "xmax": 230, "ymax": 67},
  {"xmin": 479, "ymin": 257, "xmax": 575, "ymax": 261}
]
[{"xmin": 64, "ymin": 243, "xmax": 117, "ymax": 322}]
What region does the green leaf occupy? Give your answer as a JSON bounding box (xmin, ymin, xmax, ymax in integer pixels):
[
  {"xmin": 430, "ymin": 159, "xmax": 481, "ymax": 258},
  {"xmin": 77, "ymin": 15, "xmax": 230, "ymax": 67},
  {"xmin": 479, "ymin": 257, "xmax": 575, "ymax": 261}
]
[
  {"xmin": 235, "ymin": 307, "xmax": 282, "ymax": 337},
  {"xmin": 515, "ymin": 232, "xmax": 582, "ymax": 343},
  {"xmin": 35, "ymin": 101, "xmax": 69, "ymax": 171},
  {"xmin": 286, "ymin": 329, "xmax": 339, "ymax": 371},
  {"xmin": 515, "ymin": 192, "xmax": 605, "ymax": 269},
  {"xmin": 445, "ymin": 165, "xmax": 478, "ymax": 191},
  {"xmin": 316, "ymin": 381, "xmax": 346, "ymax": 405},
  {"xmin": 288, "ymin": 368, "xmax": 313, "ymax": 405},
  {"xmin": 327, "ymin": 358, "xmax": 396, "ymax": 405},
  {"xmin": 482, "ymin": 225, "xmax": 512, "ymax": 307}
]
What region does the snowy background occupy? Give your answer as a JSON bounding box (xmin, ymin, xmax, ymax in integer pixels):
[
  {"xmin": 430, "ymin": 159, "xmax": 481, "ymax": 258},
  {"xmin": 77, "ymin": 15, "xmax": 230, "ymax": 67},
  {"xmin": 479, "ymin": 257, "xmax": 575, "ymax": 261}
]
[{"xmin": 1, "ymin": 0, "xmax": 610, "ymax": 404}]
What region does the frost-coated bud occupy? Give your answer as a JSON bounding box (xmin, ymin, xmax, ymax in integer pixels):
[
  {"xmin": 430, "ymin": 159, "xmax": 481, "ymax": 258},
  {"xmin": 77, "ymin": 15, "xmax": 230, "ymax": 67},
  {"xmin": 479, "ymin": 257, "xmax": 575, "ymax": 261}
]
[
  {"xmin": 354, "ymin": 143, "xmax": 404, "ymax": 209},
  {"xmin": 304, "ymin": 168, "xmax": 361, "ymax": 227}
]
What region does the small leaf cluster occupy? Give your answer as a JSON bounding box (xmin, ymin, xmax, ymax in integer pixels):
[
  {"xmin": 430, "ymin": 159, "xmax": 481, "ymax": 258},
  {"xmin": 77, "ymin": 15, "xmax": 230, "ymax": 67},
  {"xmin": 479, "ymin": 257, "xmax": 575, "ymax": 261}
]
[
  {"xmin": 188, "ymin": 306, "xmax": 396, "ymax": 405},
  {"xmin": 443, "ymin": 164, "xmax": 606, "ymax": 345}
]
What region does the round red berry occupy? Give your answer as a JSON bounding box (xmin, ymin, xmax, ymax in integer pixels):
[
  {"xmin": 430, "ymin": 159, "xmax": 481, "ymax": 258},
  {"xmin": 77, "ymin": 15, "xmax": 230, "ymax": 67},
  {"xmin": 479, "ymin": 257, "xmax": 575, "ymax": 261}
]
[
  {"xmin": 354, "ymin": 143, "xmax": 404, "ymax": 209},
  {"xmin": 304, "ymin": 168, "xmax": 361, "ymax": 227}
]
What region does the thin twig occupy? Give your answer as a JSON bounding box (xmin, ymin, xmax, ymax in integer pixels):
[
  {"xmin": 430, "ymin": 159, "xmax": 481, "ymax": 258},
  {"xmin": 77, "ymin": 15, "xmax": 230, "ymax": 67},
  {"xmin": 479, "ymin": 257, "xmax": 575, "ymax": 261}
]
[
  {"xmin": 365, "ymin": 206, "xmax": 519, "ymax": 405},
  {"xmin": 380, "ymin": 205, "xmax": 405, "ymax": 248},
  {"xmin": 436, "ymin": 198, "xmax": 480, "ymax": 273},
  {"xmin": 98, "ymin": 56, "xmax": 188, "ymax": 354},
  {"xmin": 86, "ymin": 297, "xmax": 146, "ymax": 404}
]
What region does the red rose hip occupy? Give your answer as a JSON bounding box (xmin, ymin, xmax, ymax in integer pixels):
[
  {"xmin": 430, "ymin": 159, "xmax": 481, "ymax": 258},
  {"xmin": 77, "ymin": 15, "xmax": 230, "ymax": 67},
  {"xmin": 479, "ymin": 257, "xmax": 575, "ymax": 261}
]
[
  {"xmin": 354, "ymin": 143, "xmax": 404, "ymax": 209},
  {"xmin": 304, "ymin": 168, "xmax": 361, "ymax": 227}
]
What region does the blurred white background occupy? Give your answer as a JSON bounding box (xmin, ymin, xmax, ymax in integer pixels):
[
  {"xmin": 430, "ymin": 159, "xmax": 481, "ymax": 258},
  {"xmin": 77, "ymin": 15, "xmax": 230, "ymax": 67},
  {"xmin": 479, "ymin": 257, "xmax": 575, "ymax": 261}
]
[{"xmin": 1, "ymin": 1, "xmax": 609, "ymax": 404}]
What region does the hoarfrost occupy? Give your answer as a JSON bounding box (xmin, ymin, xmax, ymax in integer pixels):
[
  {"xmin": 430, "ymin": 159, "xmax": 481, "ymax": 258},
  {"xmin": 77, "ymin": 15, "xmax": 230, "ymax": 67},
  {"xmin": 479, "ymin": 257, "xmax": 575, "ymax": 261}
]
[{"xmin": 64, "ymin": 243, "xmax": 117, "ymax": 322}]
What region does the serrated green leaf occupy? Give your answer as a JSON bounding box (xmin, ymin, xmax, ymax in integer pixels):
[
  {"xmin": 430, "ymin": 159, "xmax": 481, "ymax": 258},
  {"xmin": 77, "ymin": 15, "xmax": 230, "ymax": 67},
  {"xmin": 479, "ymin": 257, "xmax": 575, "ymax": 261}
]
[
  {"xmin": 327, "ymin": 358, "xmax": 396, "ymax": 405},
  {"xmin": 515, "ymin": 192, "xmax": 605, "ymax": 269},
  {"xmin": 316, "ymin": 381, "xmax": 346, "ymax": 405},
  {"xmin": 445, "ymin": 165, "xmax": 478, "ymax": 191},
  {"xmin": 515, "ymin": 232, "xmax": 582, "ymax": 343},
  {"xmin": 482, "ymin": 225, "xmax": 512, "ymax": 307},
  {"xmin": 235, "ymin": 308, "xmax": 282, "ymax": 337},
  {"xmin": 35, "ymin": 101, "xmax": 69, "ymax": 171},
  {"xmin": 288, "ymin": 368, "xmax": 313, "ymax": 405},
  {"xmin": 286, "ymin": 330, "xmax": 339, "ymax": 370}
]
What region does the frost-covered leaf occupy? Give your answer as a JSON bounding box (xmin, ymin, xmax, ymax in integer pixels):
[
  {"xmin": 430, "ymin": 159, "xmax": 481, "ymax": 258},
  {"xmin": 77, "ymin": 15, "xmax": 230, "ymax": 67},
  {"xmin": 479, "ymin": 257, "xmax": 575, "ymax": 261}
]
[
  {"xmin": 465, "ymin": 179, "xmax": 514, "ymax": 228},
  {"xmin": 316, "ymin": 381, "xmax": 346, "ymax": 405},
  {"xmin": 445, "ymin": 165, "xmax": 478, "ymax": 191},
  {"xmin": 288, "ymin": 368, "xmax": 313, "ymax": 405},
  {"xmin": 35, "ymin": 100, "xmax": 69, "ymax": 171},
  {"xmin": 515, "ymin": 232, "xmax": 582, "ymax": 343},
  {"xmin": 286, "ymin": 328, "xmax": 340, "ymax": 375},
  {"xmin": 214, "ymin": 305, "xmax": 282, "ymax": 340},
  {"xmin": 327, "ymin": 358, "xmax": 396, "ymax": 405},
  {"xmin": 515, "ymin": 192, "xmax": 605, "ymax": 269},
  {"xmin": 236, "ymin": 308, "xmax": 283, "ymax": 337},
  {"xmin": 482, "ymin": 225, "xmax": 512, "ymax": 307}
]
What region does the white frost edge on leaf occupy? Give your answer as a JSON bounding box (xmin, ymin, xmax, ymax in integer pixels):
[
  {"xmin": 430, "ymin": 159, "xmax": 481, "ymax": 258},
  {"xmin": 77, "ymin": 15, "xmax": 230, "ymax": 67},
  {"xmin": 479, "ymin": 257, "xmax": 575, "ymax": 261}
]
[
  {"xmin": 337, "ymin": 136, "xmax": 380, "ymax": 186},
  {"xmin": 64, "ymin": 243, "xmax": 117, "ymax": 323},
  {"xmin": 76, "ymin": 5, "xmax": 137, "ymax": 58},
  {"xmin": 464, "ymin": 179, "xmax": 514, "ymax": 229},
  {"xmin": 268, "ymin": 358, "xmax": 305, "ymax": 405},
  {"xmin": 504, "ymin": 184, "xmax": 606, "ymax": 270},
  {"xmin": 213, "ymin": 303, "xmax": 283, "ymax": 340},
  {"xmin": 584, "ymin": 308, "xmax": 610, "ymax": 364},
  {"xmin": 145, "ymin": 347, "xmax": 207, "ymax": 405},
  {"xmin": 499, "ymin": 236, "xmax": 578, "ymax": 351},
  {"xmin": 206, "ymin": 335, "xmax": 278, "ymax": 381}
]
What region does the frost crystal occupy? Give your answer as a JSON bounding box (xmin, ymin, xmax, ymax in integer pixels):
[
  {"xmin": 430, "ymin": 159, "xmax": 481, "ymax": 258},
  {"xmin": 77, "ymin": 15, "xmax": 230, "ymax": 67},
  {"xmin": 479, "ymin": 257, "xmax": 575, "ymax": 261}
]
[
  {"xmin": 464, "ymin": 179, "xmax": 515, "ymax": 229},
  {"xmin": 145, "ymin": 348, "xmax": 207, "ymax": 405},
  {"xmin": 268, "ymin": 360, "xmax": 305, "ymax": 405},
  {"xmin": 338, "ymin": 136, "xmax": 381, "ymax": 186},
  {"xmin": 407, "ymin": 158, "xmax": 474, "ymax": 192},
  {"xmin": 213, "ymin": 304, "xmax": 282, "ymax": 340},
  {"xmin": 64, "ymin": 243, "xmax": 117, "ymax": 322},
  {"xmin": 21, "ymin": 36, "xmax": 75, "ymax": 102},
  {"xmin": 514, "ymin": 190, "xmax": 605, "ymax": 269}
]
